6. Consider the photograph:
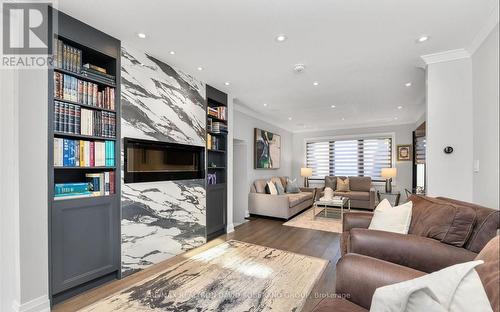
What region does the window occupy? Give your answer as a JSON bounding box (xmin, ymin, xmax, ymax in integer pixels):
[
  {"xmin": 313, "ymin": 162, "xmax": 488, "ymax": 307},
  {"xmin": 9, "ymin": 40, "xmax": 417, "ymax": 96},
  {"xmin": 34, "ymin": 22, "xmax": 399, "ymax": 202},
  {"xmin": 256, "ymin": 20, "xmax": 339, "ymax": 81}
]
[{"xmin": 306, "ymin": 137, "xmax": 392, "ymax": 181}]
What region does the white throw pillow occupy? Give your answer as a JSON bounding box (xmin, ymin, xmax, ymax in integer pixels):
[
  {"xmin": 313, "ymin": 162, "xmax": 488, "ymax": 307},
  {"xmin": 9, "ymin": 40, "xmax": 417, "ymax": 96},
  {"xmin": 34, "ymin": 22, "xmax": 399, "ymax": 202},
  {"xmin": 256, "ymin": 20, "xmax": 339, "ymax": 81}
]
[
  {"xmin": 370, "ymin": 260, "xmax": 493, "ymax": 312},
  {"xmin": 368, "ymin": 199, "xmax": 412, "ymax": 234},
  {"xmin": 266, "ymin": 181, "xmax": 278, "ymax": 195}
]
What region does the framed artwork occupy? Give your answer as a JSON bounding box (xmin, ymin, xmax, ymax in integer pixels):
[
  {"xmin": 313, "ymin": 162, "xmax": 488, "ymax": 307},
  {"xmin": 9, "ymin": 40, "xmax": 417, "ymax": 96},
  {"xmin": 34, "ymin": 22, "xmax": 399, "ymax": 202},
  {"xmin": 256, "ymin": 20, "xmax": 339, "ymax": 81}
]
[
  {"xmin": 254, "ymin": 128, "xmax": 281, "ymax": 169},
  {"xmin": 397, "ymin": 144, "xmax": 412, "ymax": 161}
]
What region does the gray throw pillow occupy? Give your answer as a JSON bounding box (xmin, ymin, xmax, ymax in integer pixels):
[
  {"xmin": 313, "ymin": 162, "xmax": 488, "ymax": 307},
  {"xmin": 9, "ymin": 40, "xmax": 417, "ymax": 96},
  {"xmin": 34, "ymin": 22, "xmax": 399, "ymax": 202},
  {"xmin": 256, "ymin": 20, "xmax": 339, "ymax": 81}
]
[
  {"xmin": 274, "ymin": 182, "xmax": 285, "ymax": 195},
  {"xmin": 286, "ymin": 179, "xmax": 300, "ymax": 193}
]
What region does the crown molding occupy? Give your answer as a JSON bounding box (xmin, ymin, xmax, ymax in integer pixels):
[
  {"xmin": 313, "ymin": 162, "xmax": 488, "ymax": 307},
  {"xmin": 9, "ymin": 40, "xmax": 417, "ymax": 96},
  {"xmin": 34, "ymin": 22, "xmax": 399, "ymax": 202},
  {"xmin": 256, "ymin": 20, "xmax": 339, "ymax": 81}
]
[
  {"xmin": 291, "ymin": 120, "xmax": 418, "ymax": 134},
  {"xmin": 421, "ymin": 49, "xmax": 471, "ymax": 66},
  {"xmin": 468, "ymin": 4, "xmax": 499, "ymax": 55},
  {"xmin": 233, "ymin": 103, "xmax": 293, "ymax": 133}
]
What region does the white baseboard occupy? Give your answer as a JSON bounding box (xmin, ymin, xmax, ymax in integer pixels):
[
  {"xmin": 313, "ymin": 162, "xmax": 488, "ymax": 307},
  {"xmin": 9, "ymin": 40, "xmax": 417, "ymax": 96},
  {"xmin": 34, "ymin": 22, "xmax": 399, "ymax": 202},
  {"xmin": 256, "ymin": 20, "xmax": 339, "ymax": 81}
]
[
  {"xmin": 226, "ymin": 223, "xmax": 235, "ymax": 233},
  {"xmin": 12, "ymin": 295, "xmax": 50, "ymax": 312}
]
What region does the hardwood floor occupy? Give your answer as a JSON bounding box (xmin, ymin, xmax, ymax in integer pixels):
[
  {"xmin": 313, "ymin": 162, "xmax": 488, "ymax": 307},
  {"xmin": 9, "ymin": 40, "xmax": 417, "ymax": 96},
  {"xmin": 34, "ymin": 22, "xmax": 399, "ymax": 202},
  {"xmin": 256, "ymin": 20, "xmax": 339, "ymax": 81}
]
[{"xmin": 52, "ymin": 218, "xmax": 341, "ymax": 312}]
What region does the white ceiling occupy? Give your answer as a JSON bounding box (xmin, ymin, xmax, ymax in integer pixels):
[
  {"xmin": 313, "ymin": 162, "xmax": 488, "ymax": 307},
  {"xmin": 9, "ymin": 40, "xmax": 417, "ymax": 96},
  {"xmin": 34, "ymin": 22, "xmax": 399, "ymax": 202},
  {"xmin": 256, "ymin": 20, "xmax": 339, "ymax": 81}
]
[{"xmin": 59, "ymin": 0, "xmax": 498, "ymax": 132}]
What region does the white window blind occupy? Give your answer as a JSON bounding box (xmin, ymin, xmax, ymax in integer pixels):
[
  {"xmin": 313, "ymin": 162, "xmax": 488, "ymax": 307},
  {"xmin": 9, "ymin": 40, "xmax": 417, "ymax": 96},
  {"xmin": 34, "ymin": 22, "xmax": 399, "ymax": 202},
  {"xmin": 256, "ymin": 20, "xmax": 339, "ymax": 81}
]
[{"xmin": 306, "ymin": 137, "xmax": 392, "ymax": 181}]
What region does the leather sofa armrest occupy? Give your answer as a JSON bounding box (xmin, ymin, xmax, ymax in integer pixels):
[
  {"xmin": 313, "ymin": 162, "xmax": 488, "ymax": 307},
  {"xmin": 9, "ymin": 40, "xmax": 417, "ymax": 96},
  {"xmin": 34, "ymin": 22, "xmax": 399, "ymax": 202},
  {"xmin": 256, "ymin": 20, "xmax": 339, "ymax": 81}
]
[
  {"xmin": 343, "ymin": 212, "xmax": 373, "ymax": 233},
  {"xmin": 349, "ymin": 228, "xmax": 478, "ymax": 273},
  {"xmin": 336, "ymin": 253, "xmax": 425, "ymax": 310},
  {"xmin": 369, "ymin": 187, "xmax": 376, "ymax": 210}
]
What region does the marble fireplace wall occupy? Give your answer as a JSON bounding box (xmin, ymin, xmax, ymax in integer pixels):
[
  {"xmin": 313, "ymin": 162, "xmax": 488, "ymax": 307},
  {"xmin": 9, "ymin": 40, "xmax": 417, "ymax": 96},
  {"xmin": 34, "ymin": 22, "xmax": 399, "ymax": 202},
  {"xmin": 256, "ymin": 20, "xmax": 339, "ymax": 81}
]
[{"xmin": 121, "ymin": 45, "xmax": 206, "ymax": 276}]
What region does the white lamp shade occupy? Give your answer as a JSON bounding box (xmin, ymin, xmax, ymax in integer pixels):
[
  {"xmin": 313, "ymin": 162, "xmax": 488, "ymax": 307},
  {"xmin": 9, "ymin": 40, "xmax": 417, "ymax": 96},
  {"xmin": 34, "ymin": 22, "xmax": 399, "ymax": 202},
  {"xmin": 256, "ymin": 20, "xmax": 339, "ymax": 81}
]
[
  {"xmin": 381, "ymin": 168, "xmax": 397, "ymax": 179},
  {"xmin": 300, "ymin": 167, "xmax": 313, "ymax": 177}
]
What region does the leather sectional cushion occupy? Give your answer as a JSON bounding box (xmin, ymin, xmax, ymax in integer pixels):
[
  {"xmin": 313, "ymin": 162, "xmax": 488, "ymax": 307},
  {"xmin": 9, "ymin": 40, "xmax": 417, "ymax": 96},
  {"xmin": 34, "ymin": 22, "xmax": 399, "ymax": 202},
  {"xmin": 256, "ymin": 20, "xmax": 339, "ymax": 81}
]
[
  {"xmin": 409, "ymin": 195, "xmax": 476, "ymax": 247},
  {"xmin": 474, "ymin": 235, "xmax": 499, "ymax": 312},
  {"xmin": 334, "ymin": 191, "xmax": 370, "ymax": 201},
  {"xmin": 254, "ymin": 179, "xmax": 267, "ymax": 194},
  {"xmin": 349, "ymin": 177, "xmax": 372, "ymax": 192},
  {"xmin": 286, "ymin": 192, "xmax": 313, "ymax": 208}
]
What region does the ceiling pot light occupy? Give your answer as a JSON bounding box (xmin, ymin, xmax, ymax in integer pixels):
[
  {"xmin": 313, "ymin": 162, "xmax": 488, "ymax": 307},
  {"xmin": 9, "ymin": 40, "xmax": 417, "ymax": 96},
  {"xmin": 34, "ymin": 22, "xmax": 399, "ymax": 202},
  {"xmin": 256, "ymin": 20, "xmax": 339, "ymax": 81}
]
[
  {"xmin": 397, "ymin": 106, "xmax": 403, "ymax": 110},
  {"xmin": 394, "ymin": 117, "xmax": 399, "ymax": 120},
  {"xmin": 405, "ymin": 82, "xmax": 412, "ymax": 87},
  {"xmin": 288, "ymin": 117, "xmax": 292, "ymax": 121},
  {"xmin": 293, "ymin": 63, "xmax": 306, "ymax": 73},
  {"xmin": 341, "ymin": 117, "xmax": 345, "ymax": 121},
  {"xmin": 224, "ymin": 82, "xmax": 230, "ymax": 86},
  {"xmin": 263, "ymin": 103, "xmax": 268, "ymax": 107},
  {"xmin": 197, "ymin": 67, "xmax": 203, "ymax": 71},
  {"xmin": 169, "ymin": 51, "xmax": 175, "ymax": 55},
  {"xmin": 275, "ymin": 34, "xmax": 287, "ymax": 42},
  {"xmin": 137, "ymin": 33, "xmax": 146, "ymax": 39},
  {"xmin": 416, "ymin": 35, "xmax": 430, "ymax": 43},
  {"xmin": 313, "ymin": 81, "xmax": 320, "ymax": 86},
  {"xmin": 330, "ymin": 105, "xmax": 336, "ymax": 108}
]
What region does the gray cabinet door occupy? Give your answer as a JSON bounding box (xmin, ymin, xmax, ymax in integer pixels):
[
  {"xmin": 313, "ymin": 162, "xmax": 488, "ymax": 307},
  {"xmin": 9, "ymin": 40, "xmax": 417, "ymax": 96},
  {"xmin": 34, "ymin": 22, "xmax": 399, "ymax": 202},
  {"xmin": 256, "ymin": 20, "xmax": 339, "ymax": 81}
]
[
  {"xmin": 206, "ymin": 184, "xmax": 226, "ymax": 238},
  {"xmin": 51, "ymin": 196, "xmax": 120, "ymax": 294}
]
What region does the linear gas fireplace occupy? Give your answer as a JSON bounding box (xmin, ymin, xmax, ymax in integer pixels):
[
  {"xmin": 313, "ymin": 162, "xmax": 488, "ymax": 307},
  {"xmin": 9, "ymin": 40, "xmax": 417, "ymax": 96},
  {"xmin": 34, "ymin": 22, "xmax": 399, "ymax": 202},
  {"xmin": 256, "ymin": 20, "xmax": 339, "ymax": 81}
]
[{"xmin": 124, "ymin": 138, "xmax": 205, "ymax": 183}]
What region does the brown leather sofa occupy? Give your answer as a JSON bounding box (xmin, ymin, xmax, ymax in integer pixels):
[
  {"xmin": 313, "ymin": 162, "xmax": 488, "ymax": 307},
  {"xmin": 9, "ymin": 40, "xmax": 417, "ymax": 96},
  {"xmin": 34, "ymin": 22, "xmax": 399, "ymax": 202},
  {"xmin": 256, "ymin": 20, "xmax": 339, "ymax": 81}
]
[
  {"xmin": 313, "ymin": 235, "xmax": 500, "ymax": 312},
  {"xmin": 341, "ymin": 195, "xmax": 500, "ymax": 273},
  {"xmin": 316, "ymin": 176, "xmax": 376, "ymax": 210}
]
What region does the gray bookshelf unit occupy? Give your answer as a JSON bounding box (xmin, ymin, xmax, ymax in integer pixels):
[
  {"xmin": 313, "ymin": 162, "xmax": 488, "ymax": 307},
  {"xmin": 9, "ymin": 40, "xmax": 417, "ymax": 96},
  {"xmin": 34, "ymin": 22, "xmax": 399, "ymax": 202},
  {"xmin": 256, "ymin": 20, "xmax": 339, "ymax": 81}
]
[
  {"xmin": 48, "ymin": 9, "xmax": 121, "ymax": 304},
  {"xmin": 206, "ymin": 85, "xmax": 228, "ymax": 240}
]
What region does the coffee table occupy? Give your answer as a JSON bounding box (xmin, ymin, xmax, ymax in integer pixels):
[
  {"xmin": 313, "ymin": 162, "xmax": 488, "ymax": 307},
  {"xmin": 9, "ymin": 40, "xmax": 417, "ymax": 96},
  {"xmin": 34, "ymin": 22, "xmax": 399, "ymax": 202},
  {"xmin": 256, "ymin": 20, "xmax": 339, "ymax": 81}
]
[{"xmin": 313, "ymin": 197, "xmax": 351, "ymax": 221}]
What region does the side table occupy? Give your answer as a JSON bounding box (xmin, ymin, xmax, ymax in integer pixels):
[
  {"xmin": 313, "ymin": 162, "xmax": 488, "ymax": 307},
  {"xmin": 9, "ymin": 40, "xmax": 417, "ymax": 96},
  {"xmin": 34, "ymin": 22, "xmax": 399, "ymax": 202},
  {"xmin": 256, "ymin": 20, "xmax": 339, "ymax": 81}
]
[{"xmin": 377, "ymin": 190, "xmax": 401, "ymax": 206}]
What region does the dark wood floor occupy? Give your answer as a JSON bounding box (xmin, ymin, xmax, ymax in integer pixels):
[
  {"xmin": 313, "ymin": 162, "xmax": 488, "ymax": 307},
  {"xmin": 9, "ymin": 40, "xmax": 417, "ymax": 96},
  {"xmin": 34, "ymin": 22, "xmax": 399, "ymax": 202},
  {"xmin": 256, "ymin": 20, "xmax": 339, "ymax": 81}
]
[{"xmin": 52, "ymin": 218, "xmax": 341, "ymax": 312}]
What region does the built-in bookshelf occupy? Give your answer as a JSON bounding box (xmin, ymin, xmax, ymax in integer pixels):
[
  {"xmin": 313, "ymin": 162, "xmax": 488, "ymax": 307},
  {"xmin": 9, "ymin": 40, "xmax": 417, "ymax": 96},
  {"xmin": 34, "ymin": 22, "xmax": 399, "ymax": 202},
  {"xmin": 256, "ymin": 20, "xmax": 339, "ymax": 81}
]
[
  {"xmin": 48, "ymin": 10, "xmax": 121, "ymax": 304},
  {"xmin": 206, "ymin": 86, "xmax": 228, "ymax": 241}
]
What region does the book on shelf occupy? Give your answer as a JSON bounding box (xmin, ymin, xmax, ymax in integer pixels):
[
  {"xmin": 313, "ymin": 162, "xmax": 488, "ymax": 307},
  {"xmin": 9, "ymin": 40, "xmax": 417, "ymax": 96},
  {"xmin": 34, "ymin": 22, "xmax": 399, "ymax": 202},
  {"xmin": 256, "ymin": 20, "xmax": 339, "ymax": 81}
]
[
  {"xmin": 207, "ymin": 106, "xmax": 226, "ymax": 120},
  {"xmin": 206, "ymin": 134, "xmax": 223, "ymax": 150},
  {"xmin": 82, "ymin": 63, "xmax": 116, "ymax": 84},
  {"xmin": 53, "ymin": 39, "xmax": 82, "ymax": 73},
  {"xmin": 53, "ymin": 138, "xmax": 115, "ymax": 167},
  {"xmin": 207, "ymin": 120, "xmax": 228, "ymax": 134},
  {"xmin": 54, "ymin": 101, "xmax": 116, "ymax": 138},
  {"xmin": 53, "ymin": 171, "xmax": 115, "ymax": 200},
  {"xmin": 54, "ymin": 72, "xmax": 115, "ymax": 110}
]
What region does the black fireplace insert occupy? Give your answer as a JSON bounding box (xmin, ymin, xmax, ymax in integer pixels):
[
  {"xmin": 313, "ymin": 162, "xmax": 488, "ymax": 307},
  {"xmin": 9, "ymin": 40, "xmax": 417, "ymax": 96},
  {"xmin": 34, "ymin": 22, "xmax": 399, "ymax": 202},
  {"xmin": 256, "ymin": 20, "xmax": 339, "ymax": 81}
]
[{"xmin": 124, "ymin": 138, "xmax": 205, "ymax": 183}]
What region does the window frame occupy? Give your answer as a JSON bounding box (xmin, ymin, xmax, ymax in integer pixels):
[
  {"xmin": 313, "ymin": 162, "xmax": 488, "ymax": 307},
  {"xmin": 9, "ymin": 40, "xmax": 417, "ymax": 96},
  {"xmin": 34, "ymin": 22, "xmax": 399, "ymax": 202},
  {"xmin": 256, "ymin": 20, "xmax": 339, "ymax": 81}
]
[{"xmin": 304, "ymin": 132, "xmax": 396, "ymax": 184}]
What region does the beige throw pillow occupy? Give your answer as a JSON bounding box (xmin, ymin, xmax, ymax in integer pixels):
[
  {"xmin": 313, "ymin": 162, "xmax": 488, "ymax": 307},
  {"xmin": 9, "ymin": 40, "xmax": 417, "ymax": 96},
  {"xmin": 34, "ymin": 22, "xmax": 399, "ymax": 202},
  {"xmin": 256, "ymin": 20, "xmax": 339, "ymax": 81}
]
[
  {"xmin": 336, "ymin": 177, "xmax": 350, "ymax": 192},
  {"xmin": 369, "ymin": 199, "xmax": 413, "ymax": 234},
  {"xmin": 266, "ymin": 181, "xmax": 278, "ymax": 195}
]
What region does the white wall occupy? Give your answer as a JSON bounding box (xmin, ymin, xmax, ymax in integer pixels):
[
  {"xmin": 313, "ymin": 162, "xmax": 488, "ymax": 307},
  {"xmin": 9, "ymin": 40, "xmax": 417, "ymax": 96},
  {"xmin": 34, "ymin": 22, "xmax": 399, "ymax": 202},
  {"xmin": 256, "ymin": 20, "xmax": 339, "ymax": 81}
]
[
  {"xmin": 472, "ymin": 25, "xmax": 499, "ymax": 208},
  {"xmin": 232, "ymin": 106, "xmax": 293, "ymax": 217},
  {"xmin": 292, "ymin": 124, "xmax": 415, "ymax": 193},
  {"xmin": 0, "ymin": 68, "xmax": 50, "ymax": 312},
  {"xmin": 425, "ymin": 56, "xmax": 474, "ymax": 201}
]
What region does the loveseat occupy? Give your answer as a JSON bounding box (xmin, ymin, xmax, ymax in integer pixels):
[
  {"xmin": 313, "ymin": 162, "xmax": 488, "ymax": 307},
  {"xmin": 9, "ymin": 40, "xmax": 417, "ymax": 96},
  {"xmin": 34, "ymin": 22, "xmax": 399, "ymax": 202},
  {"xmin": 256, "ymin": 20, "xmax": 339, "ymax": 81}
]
[
  {"xmin": 316, "ymin": 176, "xmax": 376, "ymax": 210},
  {"xmin": 248, "ymin": 177, "xmax": 314, "ymax": 219}
]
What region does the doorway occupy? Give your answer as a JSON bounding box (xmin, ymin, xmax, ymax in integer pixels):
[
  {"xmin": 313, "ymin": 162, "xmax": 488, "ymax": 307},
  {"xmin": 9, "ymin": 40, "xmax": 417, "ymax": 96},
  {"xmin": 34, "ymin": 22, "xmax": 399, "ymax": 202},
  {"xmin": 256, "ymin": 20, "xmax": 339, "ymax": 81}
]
[{"xmin": 233, "ymin": 139, "xmax": 249, "ymax": 226}]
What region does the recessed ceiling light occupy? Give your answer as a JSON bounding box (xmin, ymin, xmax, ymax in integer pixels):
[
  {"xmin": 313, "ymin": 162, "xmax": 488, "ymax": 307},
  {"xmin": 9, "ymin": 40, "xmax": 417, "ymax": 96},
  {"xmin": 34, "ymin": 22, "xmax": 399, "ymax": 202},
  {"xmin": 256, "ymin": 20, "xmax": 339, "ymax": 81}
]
[
  {"xmin": 275, "ymin": 34, "xmax": 287, "ymax": 42},
  {"xmin": 288, "ymin": 117, "xmax": 292, "ymax": 121},
  {"xmin": 224, "ymin": 81, "xmax": 230, "ymax": 86},
  {"xmin": 416, "ymin": 35, "xmax": 430, "ymax": 43},
  {"xmin": 397, "ymin": 105, "xmax": 403, "ymax": 110},
  {"xmin": 137, "ymin": 33, "xmax": 147, "ymax": 39},
  {"xmin": 197, "ymin": 67, "xmax": 203, "ymax": 71},
  {"xmin": 341, "ymin": 117, "xmax": 345, "ymax": 121},
  {"xmin": 331, "ymin": 105, "xmax": 336, "ymax": 108},
  {"xmin": 313, "ymin": 81, "xmax": 320, "ymax": 86},
  {"xmin": 394, "ymin": 117, "xmax": 399, "ymax": 120},
  {"xmin": 263, "ymin": 103, "xmax": 268, "ymax": 107},
  {"xmin": 169, "ymin": 51, "xmax": 175, "ymax": 55},
  {"xmin": 405, "ymin": 82, "xmax": 412, "ymax": 87}
]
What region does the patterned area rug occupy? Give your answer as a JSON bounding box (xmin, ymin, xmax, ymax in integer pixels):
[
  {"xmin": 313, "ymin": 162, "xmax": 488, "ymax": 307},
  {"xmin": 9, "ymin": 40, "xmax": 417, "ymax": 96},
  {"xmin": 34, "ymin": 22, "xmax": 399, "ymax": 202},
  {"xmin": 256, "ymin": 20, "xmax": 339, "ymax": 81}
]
[
  {"xmin": 80, "ymin": 240, "xmax": 328, "ymax": 312},
  {"xmin": 283, "ymin": 207, "xmax": 367, "ymax": 233}
]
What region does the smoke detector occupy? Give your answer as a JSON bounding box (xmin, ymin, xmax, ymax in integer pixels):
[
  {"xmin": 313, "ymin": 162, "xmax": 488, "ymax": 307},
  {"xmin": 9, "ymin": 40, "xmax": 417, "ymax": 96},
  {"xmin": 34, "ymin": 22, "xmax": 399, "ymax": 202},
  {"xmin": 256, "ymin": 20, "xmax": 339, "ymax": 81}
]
[{"xmin": 293, "ymin": 63, "xmax": 306, "ymax": 73}]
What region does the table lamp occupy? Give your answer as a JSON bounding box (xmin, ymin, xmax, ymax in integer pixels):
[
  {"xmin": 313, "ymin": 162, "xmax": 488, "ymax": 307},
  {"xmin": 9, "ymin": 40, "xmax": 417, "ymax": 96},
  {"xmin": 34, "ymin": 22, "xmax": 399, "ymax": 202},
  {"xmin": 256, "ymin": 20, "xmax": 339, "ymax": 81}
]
[
  {"xmin": 381, "ymin": 168, "xmax": 397, "ymax": 193},
  {"xmin": 300, "ymin": 167, "xmax": 313, "ymax": 187}
]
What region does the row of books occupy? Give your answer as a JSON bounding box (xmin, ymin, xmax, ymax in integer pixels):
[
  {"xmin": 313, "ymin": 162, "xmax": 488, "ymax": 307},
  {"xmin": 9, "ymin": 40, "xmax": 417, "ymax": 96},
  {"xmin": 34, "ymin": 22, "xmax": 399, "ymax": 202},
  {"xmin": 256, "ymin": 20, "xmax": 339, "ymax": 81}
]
[
  {"xmin": 81, "ymin": 63, "xmax": 116, "ymax": 85},
  {"xmin": 54, "ymin": 72, "xmax": 116, "ymax": 110},
  {"xmin": 207, "ymin": 106, "xmax": 227, "ymax": 120},
  {"xmin": 54, "ymin": 101, "xmax": 116, "ymax": 138},
  {"xmin": 54, "ymin": 172, "xmax": 115, "ymax": 200},
  {"xmin": 207, "ymin": 134, "xmax": 224, "ymax": 150},
  {"xmin": 53, "ymin": 138, "xmax": 115, "ymax": 167},
  {"xmin": 208, "ymin": 120, "xmax": 228, "ymax": 134},
  {"xmin": 53, "ymin": 39, "xmax": 82, "ymax": 73}
]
